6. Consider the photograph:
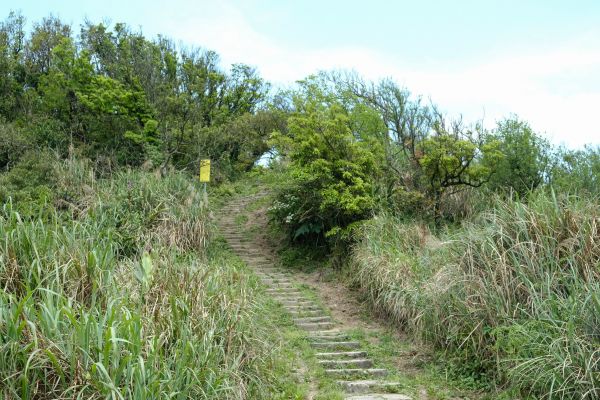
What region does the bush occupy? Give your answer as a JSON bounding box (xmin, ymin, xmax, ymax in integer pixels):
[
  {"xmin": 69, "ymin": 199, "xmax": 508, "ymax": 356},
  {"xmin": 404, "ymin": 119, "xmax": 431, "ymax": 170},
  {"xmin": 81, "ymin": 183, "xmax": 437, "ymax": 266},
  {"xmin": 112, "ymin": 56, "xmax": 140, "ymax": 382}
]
[
  {"xmin": 550, "ymin": 145, "xmax": 600, "ymax": 196},
  {"xmin": 0, "ymin": 149, "xmax": 59, "ymax": 215},
  {"xmin": 0, "ymin": 123, "xmax": 30, "ymax": 171},
  {"xmin": 487, "ymin": 117, "xmax": 551, "ymax": 197},
  {"xmin": 269, "ymin": 78, "xmax": 384, "ymax": 248}
]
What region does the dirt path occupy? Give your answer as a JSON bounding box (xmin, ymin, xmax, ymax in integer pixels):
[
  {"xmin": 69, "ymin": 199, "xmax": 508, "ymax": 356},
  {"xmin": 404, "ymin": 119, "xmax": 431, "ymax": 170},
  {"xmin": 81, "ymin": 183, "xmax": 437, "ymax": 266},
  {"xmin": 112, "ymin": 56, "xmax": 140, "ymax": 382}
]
[{"xmin": 218, "ymin": 193, "xmax": 477, "ymax": 400}]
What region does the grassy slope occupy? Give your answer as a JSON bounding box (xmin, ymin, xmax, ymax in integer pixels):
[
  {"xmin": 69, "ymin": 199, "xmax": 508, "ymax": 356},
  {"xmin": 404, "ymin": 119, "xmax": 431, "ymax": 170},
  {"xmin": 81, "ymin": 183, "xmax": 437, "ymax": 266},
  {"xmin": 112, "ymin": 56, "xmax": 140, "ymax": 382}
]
[
  {"xmin": 351, "ymin": 192, "xmax": 600, "ymax": 399},
  {"xmin": 0, "ymin": 160, "xmax": 302, "ymax": 399}
]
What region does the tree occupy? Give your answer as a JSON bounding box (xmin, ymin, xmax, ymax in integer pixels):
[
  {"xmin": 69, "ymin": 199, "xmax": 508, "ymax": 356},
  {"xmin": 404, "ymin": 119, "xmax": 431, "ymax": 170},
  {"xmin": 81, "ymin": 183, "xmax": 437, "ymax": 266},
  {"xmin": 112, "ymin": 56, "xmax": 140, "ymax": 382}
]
[
  {"xmin": 38, "ymin": 37, "xmax": 159, "ymax": 164},
  {"xmin": 0, "ymin": 12, "xmax": 26, "ymax": 120},
  {"xmin": 330, "ymin": 72, "xmax": 436, "ymax": 178},
  {"xmin": 488, "ymin": 117, "xmax": 551, "ymax": 197},
  {"xmin": 270, "ymin": 77, "xmax": 385, "ymax": 245},
  {"xmin": 550, "ymin": 145, "xmax": 600, "ymax": 195},
  {"xmin": 24, "ymin": 15, "xmax": 71, "ymax": 88},
  {"xmin": 418, "ymin": 124, "xmax": 503, "ymax": 221}
]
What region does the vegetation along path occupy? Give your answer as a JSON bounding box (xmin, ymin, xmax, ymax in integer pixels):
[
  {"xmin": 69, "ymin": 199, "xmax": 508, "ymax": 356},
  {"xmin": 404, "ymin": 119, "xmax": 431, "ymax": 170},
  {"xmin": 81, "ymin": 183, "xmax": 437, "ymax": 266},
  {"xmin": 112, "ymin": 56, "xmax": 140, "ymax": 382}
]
[{"xmin": 218, "ymin": 191, "xmax": 475, "ymax": 400}]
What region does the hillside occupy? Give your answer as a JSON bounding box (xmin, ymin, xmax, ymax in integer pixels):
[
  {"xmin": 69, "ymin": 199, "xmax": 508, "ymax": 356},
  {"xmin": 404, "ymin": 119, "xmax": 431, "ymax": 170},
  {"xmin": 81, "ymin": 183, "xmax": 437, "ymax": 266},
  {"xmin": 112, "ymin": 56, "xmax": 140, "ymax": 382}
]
[{"xmin": 1, "ymin": 11, "xmax": 600, "ymax": 400}]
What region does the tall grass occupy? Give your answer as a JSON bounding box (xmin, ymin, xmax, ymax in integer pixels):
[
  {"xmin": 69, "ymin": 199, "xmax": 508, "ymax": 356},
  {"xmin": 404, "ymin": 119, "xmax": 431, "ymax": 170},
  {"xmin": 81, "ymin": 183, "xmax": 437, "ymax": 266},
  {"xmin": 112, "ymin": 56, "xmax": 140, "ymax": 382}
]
[
  {"xmin": 0, "ymin": 160, "xmax": 276, "ymax": 399},
  {"xmin": 351, "ymin": 191, "xmax": 600, "ymax": 398}
]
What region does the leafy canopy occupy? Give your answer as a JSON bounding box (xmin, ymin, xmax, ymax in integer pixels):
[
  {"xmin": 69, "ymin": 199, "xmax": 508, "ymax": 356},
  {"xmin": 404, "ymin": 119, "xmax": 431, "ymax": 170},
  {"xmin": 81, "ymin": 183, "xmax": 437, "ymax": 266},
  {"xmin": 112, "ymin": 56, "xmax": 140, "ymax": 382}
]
[{"xmin": 270, "ymin": 76, "xmax": 385, "ymax": 243}]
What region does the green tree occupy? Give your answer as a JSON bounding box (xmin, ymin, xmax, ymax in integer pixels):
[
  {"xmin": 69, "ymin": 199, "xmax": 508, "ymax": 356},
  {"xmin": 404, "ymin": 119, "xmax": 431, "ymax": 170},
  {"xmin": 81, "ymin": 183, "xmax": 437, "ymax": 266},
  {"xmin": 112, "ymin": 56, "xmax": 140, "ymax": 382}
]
[
  {"xmin": 0, "ymin": 12, "xmax": 26, "ymax": 120},
  {"xmin": 270, "ymin": 78, "xmax": 385, "ymax": 245},
  {"xmin": 39, "ymin": 38, "xmax": 158, "ymax": 164},
  {"xmin": 418, "ymin": 124, "xmax": 503, "ymax": 222},
  {"xmin": 24, "ymin": 15, "xmax": 71, "ymax": 88},
  {"xmin": 488, "ymin": 117, "xmax": 551, "ymax": 197},
  {"xmin": 550, "ymin": 145, "xmax": 600, "ymax": 195}
]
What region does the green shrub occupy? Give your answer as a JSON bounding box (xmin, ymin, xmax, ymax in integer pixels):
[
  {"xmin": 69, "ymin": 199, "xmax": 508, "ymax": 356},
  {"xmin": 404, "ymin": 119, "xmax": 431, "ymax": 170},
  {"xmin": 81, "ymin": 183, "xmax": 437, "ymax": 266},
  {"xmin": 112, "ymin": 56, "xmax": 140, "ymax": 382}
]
[
  {"xmin": 269, "ymin": 78, "xmax": 384, "ymax": 248},
  {"xmin": 550, "ymin": 145, "xmax": 600, "ymax": 196},
  {"xmin": 0, "ymin": 123, "xmax": 30, "ymax": 171},
  {"xmin": 0, "ymin": 149, "xmax": 59, "ymax": 216},
  {"xmin": 487, "ymin": 117, "xmax": 551, "ymax": 197}
]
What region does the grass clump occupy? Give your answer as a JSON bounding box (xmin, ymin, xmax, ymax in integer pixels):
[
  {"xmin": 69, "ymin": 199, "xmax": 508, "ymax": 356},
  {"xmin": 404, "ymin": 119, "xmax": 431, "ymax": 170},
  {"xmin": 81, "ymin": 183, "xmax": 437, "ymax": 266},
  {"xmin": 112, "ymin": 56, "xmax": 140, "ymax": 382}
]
[
  {"xmin": 0, "ymin": 159, "xmax": 291, "ymax": 399},
  {"xmin": 351, "ymin": 191, "xmax": 600, "ymax": 398}
]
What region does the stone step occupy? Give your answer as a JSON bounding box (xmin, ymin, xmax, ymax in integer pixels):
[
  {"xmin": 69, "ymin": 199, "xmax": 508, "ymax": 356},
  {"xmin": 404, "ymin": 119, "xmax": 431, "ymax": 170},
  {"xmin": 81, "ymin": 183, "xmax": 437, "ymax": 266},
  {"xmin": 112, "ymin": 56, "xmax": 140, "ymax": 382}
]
[
  {"xmin": 308, "ymin": 329, "xmax": 346, "ymax": 337},
  {"xmin": 271, "ymin": 292, "xmax": 307, "ymax": 298},
  {"xmin": 284, "ymin": 304, "xmax": 321, "ymax": 311},
  {"xmin": 280, "ymin": 297, "xmax": 314, "ymax": 302},
  {"xmin": 244, "ymin": 259, "xmax": 274, "ymax": 264},
  {"xmin": 255, "ymin": 269, "xmax": 282, "ymax": 275},
  {"xmin": 293, "ymin": 314, "xmax": 331, "ymax": 322},
  {"xmin": 294, "ymin": 316, "xmax": 332, "ymax": 324},
  {"xmin": 276, "ymin": 296, "xmax": 312, "ymax": 301},
  {"xmin": 270, "ymin": 292, "xmax": 305, "ymax": 297},
  {"xmin": 308, "ymin": 331, "xmax": 349, "ymax": 340},
  {"xmin": 266, "ymin": 289, "xmax": 303, "ymax": 295},
  {"xmin": 259, "ymin": 275, "xmax": 291, "ymax": 280},
  {"xmin": 337, "ymin": 381, "xmax": 406, "ymax": 395},
  {"xmin": 315, "ymin": 351, "xmax": 368, "ymax": 359},
  {"xmin": 310, "ymin": 336, "xmax": 351, "ymax": 343},
  {"xmin": 228, "ymin": 245, "xmax": 252, "ymax": 249},
  {"xmin": 263, "ymin": 283, "xmax": 295, "ymax": 288},
  {"xmin": 297, "ymin": 321, "xmax": 335, "ymax": 331},
  {"xmin": 261, "ymin": 280, "xmax": 294, "ymax": 286},
  {"xmin": 344, "ymin": 394, "xmax": 411, "ymax": 400},
  {"xmin": 231, "ymin": 248, "xmax": 262, "ymax": 253},
  {"xmin": 310, "ymin": 341, "xmax": 361, "ymax": 350},
  {"xmin": 265, "ymin": 285, "xmax": 296, "ymax": 291},
  {"xmin": 325, "ymin": 368, "xmax": 387, "ymax": 378},
  {"xmin": 269, "ymin": 290, "xmax": 303, "ymax": 295},
  {"xmin": 288, "ymin": 309, "xmax": 326, "ymax": 317},
  {"xmin": 257, "ymin": 274, "xmax": 290, "ymax": 280},
  {"xmin": 255, "ymin": 266, "xmax": 284, "ymax": 271},
  {"xmin": 319, "ymin": 358, "xmax": 374, "ymax": 369},
  {"xmin": 278, "ymin": 300, "xmax": 318, "ymax": 307},
  {"xmin": 276, "ymin": 299, "xmax": 315, "ymax": 306}
]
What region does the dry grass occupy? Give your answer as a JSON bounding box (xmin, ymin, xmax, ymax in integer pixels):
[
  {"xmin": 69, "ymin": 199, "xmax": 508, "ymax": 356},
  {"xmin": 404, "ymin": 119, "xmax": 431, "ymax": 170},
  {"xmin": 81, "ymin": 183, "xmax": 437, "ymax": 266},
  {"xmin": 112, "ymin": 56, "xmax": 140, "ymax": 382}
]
[
  {"xmin": 0, "ymin": 160, "xmax": 278, "ymax": 399},
  {"xmin": 351, "ymin": 191, "xmax": 600, "ymax": 398}
]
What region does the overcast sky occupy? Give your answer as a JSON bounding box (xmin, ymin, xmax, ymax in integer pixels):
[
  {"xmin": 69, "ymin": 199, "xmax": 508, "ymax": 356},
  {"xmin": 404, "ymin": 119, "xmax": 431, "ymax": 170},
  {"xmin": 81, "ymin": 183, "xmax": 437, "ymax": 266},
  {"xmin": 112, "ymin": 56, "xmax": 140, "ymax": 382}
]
[{"xmin": 5, "ymin": 0, "xmax": 600, "ymax": 148}]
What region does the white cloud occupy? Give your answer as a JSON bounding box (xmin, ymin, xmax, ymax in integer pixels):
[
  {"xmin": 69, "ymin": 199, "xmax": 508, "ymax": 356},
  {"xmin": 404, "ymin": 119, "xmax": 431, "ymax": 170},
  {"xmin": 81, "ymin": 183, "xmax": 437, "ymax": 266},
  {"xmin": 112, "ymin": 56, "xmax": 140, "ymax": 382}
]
[{"xmin": 162, "ymin": 1, "xmax": 600, "ymax": 148}]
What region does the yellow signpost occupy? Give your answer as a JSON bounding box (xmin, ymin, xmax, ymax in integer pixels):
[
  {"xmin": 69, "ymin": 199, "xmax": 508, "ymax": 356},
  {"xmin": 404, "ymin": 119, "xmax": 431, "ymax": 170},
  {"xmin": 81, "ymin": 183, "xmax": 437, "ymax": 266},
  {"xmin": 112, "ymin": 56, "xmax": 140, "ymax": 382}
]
[
  {"xmin": 199, "ymin": 159, "xmax": 211, "ymax": 182},
  {"xmin": 199, "ymin": 159, "xmax": 210, "ymax": 207}
]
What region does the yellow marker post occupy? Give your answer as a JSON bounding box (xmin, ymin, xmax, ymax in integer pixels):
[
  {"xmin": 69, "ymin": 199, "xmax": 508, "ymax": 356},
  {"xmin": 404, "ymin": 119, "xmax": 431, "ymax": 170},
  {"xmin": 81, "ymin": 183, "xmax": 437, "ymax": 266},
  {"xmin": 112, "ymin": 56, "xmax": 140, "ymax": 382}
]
[
  {"xmin": 199, "ymin": 159, "xmax": 211, "ymax": 182},
  {"xmin": 199, "ymin": 159, "xmax": 210, "ymax": 207}
]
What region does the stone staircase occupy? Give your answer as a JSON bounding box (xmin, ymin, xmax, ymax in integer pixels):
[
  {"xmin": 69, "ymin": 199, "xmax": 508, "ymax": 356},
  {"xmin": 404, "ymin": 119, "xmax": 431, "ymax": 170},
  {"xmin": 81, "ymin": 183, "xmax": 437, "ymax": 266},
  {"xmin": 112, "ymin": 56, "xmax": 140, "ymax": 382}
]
[{"xmin": 219, "ymin": 195, "xmax": 411, "ymax": 400}]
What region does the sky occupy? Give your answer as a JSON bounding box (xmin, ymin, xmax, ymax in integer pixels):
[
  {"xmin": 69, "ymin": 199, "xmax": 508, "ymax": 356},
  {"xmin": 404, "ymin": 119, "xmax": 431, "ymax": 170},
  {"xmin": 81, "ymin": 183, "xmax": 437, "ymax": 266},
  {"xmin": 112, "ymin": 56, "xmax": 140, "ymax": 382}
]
[{"xmin": 4, "ymin": 0, "xmax": 600, "ymax": 148}]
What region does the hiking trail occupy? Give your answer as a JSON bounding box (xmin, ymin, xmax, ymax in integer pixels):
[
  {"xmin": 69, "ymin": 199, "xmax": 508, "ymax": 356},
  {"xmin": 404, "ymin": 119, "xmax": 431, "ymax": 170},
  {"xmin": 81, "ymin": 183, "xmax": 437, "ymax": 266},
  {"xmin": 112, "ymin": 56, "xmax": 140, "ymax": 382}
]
[{"xmin": 218, "ymin": 193, "xmax": 414, "ymax": 400}]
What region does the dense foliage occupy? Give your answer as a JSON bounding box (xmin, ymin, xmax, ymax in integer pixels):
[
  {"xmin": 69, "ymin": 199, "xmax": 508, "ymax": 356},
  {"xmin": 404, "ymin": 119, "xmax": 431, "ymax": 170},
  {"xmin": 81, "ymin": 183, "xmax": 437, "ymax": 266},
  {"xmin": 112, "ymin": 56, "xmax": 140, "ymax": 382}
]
[
  {"xmin": 269, "ymin": 77, "xmax": 385, "ymax": 246},
  {"xmin": 0, "ymin": 160, "xmax": 286, "ymax": 399},
  {"xmin": 2, "ymin": 10, "xmax": 600, "ymax": 400},
  {"xmin": 0, "ymin": 12, "xmax": 275, "ymax": 177},
  {"xmin": 265, "ymin": 74, "xmax": 600, "ymax": 398}
]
